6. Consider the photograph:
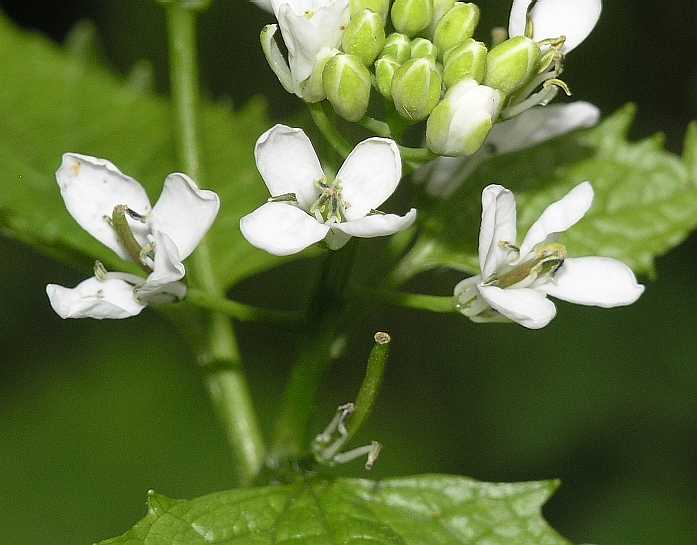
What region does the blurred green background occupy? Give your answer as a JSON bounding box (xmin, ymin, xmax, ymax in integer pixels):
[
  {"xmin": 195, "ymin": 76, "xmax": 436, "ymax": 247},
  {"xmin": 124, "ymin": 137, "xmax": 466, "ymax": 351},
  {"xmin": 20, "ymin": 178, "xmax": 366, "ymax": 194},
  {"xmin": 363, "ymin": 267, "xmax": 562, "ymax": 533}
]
[{"xmin": 1, "ymin": 1, "xmax": 696, "ymax": 544}]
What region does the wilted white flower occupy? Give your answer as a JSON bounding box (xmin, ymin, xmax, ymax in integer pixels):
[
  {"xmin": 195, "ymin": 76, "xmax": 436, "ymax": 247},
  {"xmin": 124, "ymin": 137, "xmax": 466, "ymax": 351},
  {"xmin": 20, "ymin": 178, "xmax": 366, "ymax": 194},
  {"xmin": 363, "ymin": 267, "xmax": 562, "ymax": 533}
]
[
  {"xmin": 455, "ymin": 181, "xmax": 644, "ymax": 329},
  {"xmin": 241, "ymin": 125, "xmax": 416, "ymax": 256},
  {"xmin": 47, "ymin": 154, "xmax": 220, "ymax": 319}
]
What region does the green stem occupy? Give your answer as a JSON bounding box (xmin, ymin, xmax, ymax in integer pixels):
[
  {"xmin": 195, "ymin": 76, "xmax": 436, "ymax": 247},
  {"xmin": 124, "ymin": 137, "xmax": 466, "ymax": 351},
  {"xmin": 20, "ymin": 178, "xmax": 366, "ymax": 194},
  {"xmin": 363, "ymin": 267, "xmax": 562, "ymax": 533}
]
[
  {"xmin": 307, "ymin": 102, "xmax": 353, "ymax": 159},
  {"xmin": 165, "ymin": 4, "xmax": 265, "ymax": 485},
  {"xmin": 270, "ymin": 244, "xmax": 357, "ymax": 463},
  {"xmin": 344, "ymin": 331, "xmax": 391, "ymax": 445},
  {"xmin": 187, "ymin": 289, "xmax": 304, "ymax": 326},
  {"xmin": 398, "ymin": 145, "xmax": 437, "ymax": 163},
  {"xmin": 359, "ymin": 116, "xmax": 392, "ymax": 138},
  {"xmin": 358, "ymin": 287, "xmax": 456, "ymax": 314}
]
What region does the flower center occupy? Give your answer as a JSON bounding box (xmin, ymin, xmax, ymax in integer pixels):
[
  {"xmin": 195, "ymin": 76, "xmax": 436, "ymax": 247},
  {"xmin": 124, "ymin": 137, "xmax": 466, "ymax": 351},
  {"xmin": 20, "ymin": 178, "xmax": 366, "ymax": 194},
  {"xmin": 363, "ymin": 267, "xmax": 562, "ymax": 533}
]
[
  {"xmin": 484, "ymin": 242, "xmax": 567, "ymax": 289},
  {"xmin": 309, "ymin": 176, "xmax": 348, "ymax": 224}
]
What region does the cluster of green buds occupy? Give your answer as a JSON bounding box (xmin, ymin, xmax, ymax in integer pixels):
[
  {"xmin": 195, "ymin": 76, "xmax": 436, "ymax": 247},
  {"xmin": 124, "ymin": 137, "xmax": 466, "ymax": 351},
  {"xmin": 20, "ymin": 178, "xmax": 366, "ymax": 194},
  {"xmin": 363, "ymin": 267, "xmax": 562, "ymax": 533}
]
[{"xmin": 263, "ymin": 0, "xmax": 573, "ymax": 158}]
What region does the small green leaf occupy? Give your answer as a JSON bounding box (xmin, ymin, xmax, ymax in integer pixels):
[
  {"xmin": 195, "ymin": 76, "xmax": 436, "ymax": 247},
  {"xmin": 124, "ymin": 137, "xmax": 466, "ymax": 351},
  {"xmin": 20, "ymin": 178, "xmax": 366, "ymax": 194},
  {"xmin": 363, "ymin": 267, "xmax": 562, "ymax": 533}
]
[
  {"xmin": 404, "ymin": 105, "xmax": 697, "ymax": 280},
  {"xmin": 99, "ymin": 475, "xmax": 572, "ymax": 545},
  {"xmin": 0, "ymin": 14, "xmax": 290, "ymax": 289}
]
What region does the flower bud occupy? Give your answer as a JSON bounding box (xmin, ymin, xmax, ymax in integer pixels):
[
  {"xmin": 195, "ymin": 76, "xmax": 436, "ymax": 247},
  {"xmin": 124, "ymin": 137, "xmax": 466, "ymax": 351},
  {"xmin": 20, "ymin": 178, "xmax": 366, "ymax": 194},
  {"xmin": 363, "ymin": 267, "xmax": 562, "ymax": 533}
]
[
  {"xmin": 410, "ymin": 37, "xmax": 438, "ymax": 60},
  {"xmin": 442, "ymin": 38, "xmax": 487, "ymax": 88},
  {"xmin": 350, "ymin": 0, "xmax": 391, "ymax": 21},
  {"xmin": 382, "ymin": 33, "xmax": 411, "ymax": 63},
  {"xmin": 433, "ymin": 2, "xmax": 480, "ymax": 57},
  {"xmin": 391, "ymin": 0, "xmax": 434, "ymax": 37},
  {"xmin": 426, "ymin": 78, "xmax": 504, "ymax": 156},
  {"xmin": 323, "ymin": 54, "xmax": 372, "ymax": 122},
  {"xmin": 375, "ymin": 56, "xmax": 400, "ymax": 97},
  {"xmin": 392, "ymin": 57, "xmax": 442, "ymax": 122},
  {"xmin": 484, "ymin": 36, "xmax": 541, "ymax": 94},
  {"xmin": 342, "ymin": 9, "xmax": 387, "ymax": 66},
  {"xmin": 428, "ymin": 0, "xmax": 456, "ymax": 36}
]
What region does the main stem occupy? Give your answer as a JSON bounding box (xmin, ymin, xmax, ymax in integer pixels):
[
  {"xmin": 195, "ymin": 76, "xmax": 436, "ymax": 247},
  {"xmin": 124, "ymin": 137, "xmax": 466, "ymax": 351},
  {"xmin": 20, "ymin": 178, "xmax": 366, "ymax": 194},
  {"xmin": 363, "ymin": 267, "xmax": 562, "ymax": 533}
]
[{"xmin": 165, "ymin": 5, "xmax": 265, "ymax": 485}]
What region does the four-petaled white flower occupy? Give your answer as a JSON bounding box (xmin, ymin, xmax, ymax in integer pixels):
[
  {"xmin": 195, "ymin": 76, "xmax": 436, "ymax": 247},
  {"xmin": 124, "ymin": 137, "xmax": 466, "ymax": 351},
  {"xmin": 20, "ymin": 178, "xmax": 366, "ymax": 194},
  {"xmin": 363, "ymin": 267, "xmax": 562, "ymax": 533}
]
[
  {"xmin": 46, "ymin": 154, "xmax": 220, "ymax": 320},
  {"xmin": 241, "ymin": 124, "xmax": 417, "ymax": 256},
  {"xmin": 509, "ymin": 0, "xmax": 602, "ymax": 54},
  {"xmin": 259, "ymin": 0, "xmax": 349, "ymax": 101},
  {"xmin": 455, "ymin": 182, "xmax": 644, "ymax": 329}
]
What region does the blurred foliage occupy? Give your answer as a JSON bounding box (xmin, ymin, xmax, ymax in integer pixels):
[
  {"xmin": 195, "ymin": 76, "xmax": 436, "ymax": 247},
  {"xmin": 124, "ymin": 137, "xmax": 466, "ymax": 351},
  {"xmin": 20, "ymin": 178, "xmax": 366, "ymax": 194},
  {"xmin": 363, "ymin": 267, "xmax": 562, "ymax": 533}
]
[{"xmin": 0, "ymin": 1, "xmax": 696, "ymax": 545}]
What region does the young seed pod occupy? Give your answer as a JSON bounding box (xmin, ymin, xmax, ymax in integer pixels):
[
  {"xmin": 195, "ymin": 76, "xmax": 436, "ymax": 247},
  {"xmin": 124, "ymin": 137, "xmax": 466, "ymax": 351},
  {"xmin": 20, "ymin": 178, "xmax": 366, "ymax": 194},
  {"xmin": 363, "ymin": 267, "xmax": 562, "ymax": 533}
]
[
  {"xmin": 342, "ymin": 9, "xmax": 387, "ymax": 66},
  {"xmin": 350, "ymin": 0, "xmax": 391, "ymax": 22},
  {"xmin": 484, "ymin": 36, "xmax": 541, "ymax": 94},
  {"xmin": 375, "ymin": 56, "xmax": 401, "ymax": 97},
  {"xmin": 391, "ymin": 0, "xmax": 434, "ymax": 37},
  {"xmin": 323, "ymin": 54, "xmax": 372, "ymax": 121},
  {"xmin": 382, "ymin": 32, "xmax": 412, "ymax": 63},
  {"xmin": 426, "ymin": 78, "xmax": 504, "ymax": 156},
  {"xmin": 410, "ymin": 37, "xmax": 438, "ymax": 60},
  {"xmin": 433, "ymin": 2, "xmax": 480, "ymax": 57},
  {"xmin": 391, "ymin": 57, "xmax": 443, "ymax": 122},
  {"xmin": 442, "ymin": 38, "xmax": 487, "ymax": 88}
]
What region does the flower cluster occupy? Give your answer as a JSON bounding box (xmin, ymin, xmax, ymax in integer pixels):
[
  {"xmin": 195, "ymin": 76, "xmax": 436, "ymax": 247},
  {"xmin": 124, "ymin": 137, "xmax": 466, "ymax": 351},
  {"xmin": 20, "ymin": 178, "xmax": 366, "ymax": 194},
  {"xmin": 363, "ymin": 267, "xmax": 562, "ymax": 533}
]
[{"xmin": 256, "ymin": 0, "xmax": 602, "ymax": 157}]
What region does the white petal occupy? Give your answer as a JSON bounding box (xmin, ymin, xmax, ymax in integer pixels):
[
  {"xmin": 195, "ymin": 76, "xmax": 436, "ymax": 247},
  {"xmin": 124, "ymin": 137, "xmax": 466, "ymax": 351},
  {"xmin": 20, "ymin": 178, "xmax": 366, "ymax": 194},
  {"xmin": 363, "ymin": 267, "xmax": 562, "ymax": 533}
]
[
  {"xmin": 544, "ymin": 257, "xmax": 644, "ymax": 308},
  {"xmin": 135, "ymin": 231, "xmax": 187, "ymax": 305},
  {"xmin": 46, "ymin": 277, "xmax": 145, "ymax": 320},
  {"xmin": 255, "ymin": 125, "xmax": 324, "ymax": 210},
  {"xmin": 260, "ymin": 24, "xmax": 295, "ymax": 94},
  {"xmin": 479, "ymin": 185, "xmax": 517, "ymax": 279},
  {"xmin": 509, "ymin": 0, "xmax": 602, "ymax": 54},
  {"xmin": 519, "ymin": 181, "xmax": 594, "ymax": 258},
  {"xmin": 333, "ymin": 209, "xmax": 417, "ymax": 237},
  {"xmin": 337, "ymin": 138, "xmax": 402, "ymax": 221},
  {"xmin": 251, "ymin": 0, "xmax": 273, "ymax": 12},
  {"xmin": 479, "ymin": 285, "xmax": 557, "ymax": 329},
  {"xmin": 487, "ymin": 102, "xmax": 601, "ymax": 155},
  {"xmin": 150, "ymin": 173, "xmax": 220, "ymax": 261},
  {"xmin": 56, "ymin": 153, "xmax": 152, "ymax": 259},
  {"xmin": 240, "ymin": 202, "xmax": 330, "ymax": 256}
]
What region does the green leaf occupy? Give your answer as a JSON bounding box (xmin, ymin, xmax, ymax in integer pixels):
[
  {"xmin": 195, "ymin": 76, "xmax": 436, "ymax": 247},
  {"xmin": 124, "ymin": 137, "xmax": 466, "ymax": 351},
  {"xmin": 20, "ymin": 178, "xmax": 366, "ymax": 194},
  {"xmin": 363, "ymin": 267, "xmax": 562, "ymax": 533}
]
[
  {"xmin": 0, "ymin": 15, "xmax": 289, "ymax": 289},
  {"xmin": 400, "ymin": 105, "xmax": 697, "ymax": 281},
  {"xmin": 99, "ymin": 475, "xmax": 572, "ymax": 545}
]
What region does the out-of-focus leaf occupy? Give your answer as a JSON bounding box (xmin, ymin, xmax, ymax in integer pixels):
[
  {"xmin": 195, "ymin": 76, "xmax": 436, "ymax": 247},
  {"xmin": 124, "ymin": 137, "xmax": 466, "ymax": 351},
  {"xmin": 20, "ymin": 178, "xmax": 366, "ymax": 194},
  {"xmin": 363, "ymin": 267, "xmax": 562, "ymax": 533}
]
[
  {"xmin": 100, "ymin": 476, "xmax": 572, "ymax": 545},
  {"xmin": 0, "ymin": 14, "xmax": 290, "ymax": 288},
  {"xmin": 400, "ymin": 105, "xmax": 697, "ymax": 281}
]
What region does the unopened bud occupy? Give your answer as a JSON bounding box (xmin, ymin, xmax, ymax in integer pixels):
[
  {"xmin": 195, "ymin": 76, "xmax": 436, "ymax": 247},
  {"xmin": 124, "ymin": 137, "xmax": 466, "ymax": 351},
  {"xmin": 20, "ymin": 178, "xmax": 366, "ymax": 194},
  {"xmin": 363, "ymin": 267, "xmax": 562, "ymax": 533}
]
[
  {"xmin": 375, "ymin": 57, "xmax": 400, "ymax": 97},
  {"xmin": 426, "ymin": 78, "xmax": 504, "ymax": 156},
  {"xmin": 301, "ymin": 48, "xmax": 340, "ymax": 103},
  {"xmin": 382, "ymin": 33, "xmax": 411, "ymax": 63},
  {"xmin": 391, "ymin": 0, "xmax": 434, "ymax": 37},
  {"xmin": 428, "ymin": 0, "xmax": 456, "ymax": 36},
  {"xmin": 433, "ymin": 2, "xmax": 480, "ymax": 57},
  {"xmin": 392, "ymin": 57, "xmax": 442, "ymax": 122},
  {"xmin": 350, "ymin": 0, "xmax": 391, "ymax": 21},
  {"xmin": 342, "ymin": 9, "xmax": 386, "ymax": 66},
  {"xmin": 410, "ymin": 37, "xmax": 438, "ymax": 60},
  {"xmin": 442, "ymin": 38, "xmax": 487, "ymax": 87},
  {"xmin": 484, "ymin": 36, "xmax": 541, "ymax": 94},
  {"xmin": 323, "ymin": 54, "xmax": 372, "ymax": 122}
]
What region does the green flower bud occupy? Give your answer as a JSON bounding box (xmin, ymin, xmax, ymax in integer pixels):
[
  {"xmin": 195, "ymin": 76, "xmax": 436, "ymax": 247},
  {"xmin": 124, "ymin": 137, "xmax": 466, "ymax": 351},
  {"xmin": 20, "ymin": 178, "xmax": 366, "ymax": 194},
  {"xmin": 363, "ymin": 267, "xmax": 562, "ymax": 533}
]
[
  {"xmin": 350, "ymin": 0, "xmax": 391, "ymax": 21},
  {"xmin": 433, "ymin": 2, "xmax": 480, "ymax": 57},
  {"xmin": 391, "ymin": 0, "xmax": 434, "ymax": 37},
  {"xmin": 426, "ymin": 79, "xmax": 504, "ymax": 156},
  {"xmin": 323, "ymin": 54, "xmax": 372, "ymax": 122},
  {"xmin": 484, "ymin": 36, "xmax": 541, "ymax": 95},
  {"xmin": 442, "ymin": 38, "xmax": 487, "ymax": 88},
  {"xmin": 382, "ymin": 33, "xmax": 411, "ymax": 63},
  {"xmin": 428, "ymin": 0, "xmax": 456, "ymax": 36},
  {"xmin": 391, "ymin": 57, "xmax": 442, "ymax": 122},
  {"xmin": 375, "ymin": 57, "xmax": 400, "ymax": 97},
  {"xmin": 342, "ymin": 9, "xmax": 387, "ymax": 66},
  {"xmin": 410, "ymin": 37, "xmax": 438, "ymax": 60}
]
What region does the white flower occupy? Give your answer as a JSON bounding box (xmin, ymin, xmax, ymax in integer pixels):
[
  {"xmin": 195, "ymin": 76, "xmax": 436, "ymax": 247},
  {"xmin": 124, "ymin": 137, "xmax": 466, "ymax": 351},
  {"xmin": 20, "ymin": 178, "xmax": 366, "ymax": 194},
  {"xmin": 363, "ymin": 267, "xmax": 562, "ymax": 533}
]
[
  {"xmin": 422, "ymin": 101, "xmax": 600, "ymax": 197},
  {"xmin": 46, "ymin": 154, "xmax": 220, "ymax": 320},
  {"xmin": 241, "ymin": 125, "xmax": 416, "ymax": 256},
  {"xmin": 509, "ymin": 0, "xmax": 602, "ymax": 54},
  {"xmin": 455, "ymin": 182, "xmax": 644, "ymax": 329},
  {"xmin": 251, "ymin": 0, "xmax": 273, "ymax": 11},
  {"xmin": 260, "ymin": 0, "xmax": 349, "ymax": 101}
]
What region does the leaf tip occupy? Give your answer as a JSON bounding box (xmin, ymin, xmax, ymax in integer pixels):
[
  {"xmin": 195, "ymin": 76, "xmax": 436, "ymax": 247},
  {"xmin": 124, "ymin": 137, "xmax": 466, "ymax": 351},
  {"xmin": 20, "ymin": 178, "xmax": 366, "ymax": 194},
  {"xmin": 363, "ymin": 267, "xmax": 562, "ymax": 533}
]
[{"xmin": 146, "ymin": 489, "xmax": 178, "ymax": 516}]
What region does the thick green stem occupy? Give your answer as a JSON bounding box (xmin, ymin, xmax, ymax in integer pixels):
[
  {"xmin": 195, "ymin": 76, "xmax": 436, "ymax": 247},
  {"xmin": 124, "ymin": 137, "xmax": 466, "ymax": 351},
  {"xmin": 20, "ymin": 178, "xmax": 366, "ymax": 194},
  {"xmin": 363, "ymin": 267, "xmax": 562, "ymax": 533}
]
[
  {"xmin": 270, "ymin": 244, "xmax": 357, "ymax": 463},
  {"xmin": 399, "ymin": 145, "xmax": 437, "ymax": 163},
  {"xmin": 165, "ymin": 4, "xmax": 265, "ymax": 485},
  {"xmin": 359, "ymin": 116, "xmax": 392, "ymax": 138},
  {"xmin": 308, "ymin": 102, "xmax": 353, "ymax": 159}
]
